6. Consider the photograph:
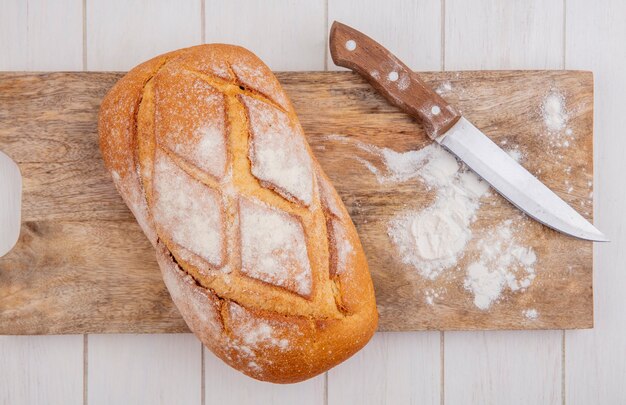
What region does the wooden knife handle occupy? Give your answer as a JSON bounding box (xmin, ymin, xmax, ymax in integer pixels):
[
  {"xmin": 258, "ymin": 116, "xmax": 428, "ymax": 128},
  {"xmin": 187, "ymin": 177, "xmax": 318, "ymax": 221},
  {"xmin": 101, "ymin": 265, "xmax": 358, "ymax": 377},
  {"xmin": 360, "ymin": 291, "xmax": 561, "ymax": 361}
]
[{"xmin": 329, "ymin": 21, "xmax": 461, "ymax": 140}]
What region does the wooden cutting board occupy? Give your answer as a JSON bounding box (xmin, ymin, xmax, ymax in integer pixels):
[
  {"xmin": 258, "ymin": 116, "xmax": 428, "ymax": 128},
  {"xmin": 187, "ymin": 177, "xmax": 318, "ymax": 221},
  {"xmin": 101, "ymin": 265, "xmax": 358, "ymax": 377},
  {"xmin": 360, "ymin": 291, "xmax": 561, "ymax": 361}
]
[{"xmin": 0, "ymin": 71, "xmax": 594, "ymax": 334}]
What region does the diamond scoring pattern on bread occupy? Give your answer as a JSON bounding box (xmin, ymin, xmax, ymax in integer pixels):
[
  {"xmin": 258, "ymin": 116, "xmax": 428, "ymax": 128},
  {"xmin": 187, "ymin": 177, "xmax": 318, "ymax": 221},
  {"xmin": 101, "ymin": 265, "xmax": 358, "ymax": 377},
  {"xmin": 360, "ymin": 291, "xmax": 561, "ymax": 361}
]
[
  {"xmin": 141, "ymin": 58, "xmax": 323, "ymax": 303},
  {"xmin": 99, "ymin": 45, "xmax": 377, "ymax": 383}
]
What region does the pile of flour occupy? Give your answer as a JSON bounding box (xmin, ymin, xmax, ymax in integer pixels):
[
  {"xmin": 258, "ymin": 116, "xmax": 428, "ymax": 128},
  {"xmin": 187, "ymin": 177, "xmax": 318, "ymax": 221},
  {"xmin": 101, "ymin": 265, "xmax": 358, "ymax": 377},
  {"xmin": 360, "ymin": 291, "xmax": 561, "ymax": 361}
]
[
  {"xmin": 387, "ymin": 146, "xmax": 490, "ymax": 279},
  {"xmin": 322, "ymin": 134, "xmax": 538, "ymax": 310}
]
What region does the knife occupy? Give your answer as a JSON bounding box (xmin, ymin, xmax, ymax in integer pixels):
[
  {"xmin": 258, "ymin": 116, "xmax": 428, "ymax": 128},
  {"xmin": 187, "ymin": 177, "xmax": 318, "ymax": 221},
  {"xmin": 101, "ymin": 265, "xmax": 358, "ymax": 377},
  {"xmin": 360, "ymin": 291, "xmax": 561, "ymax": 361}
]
[
  {"xmin": 0, "ymin": 150, "xmax": 22, "ymax": 256},
  {"xmin": 329, "ymin": 21, "xmax": 607, "ymax": 242}
]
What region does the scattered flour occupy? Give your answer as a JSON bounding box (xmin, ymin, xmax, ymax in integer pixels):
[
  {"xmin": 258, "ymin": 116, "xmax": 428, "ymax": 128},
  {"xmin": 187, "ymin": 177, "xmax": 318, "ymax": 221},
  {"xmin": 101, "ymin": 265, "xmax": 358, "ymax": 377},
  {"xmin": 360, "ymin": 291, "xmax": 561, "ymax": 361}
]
[
  {"xmin": 541, "ymin": 91, "xmax": 575, "ymax": 151},
  {"xmin": 424, "ymin": 287, "xmax": 445, "ymax": 306},
  {"xmin": 321, "ymin": 134, "xmax": 538, "ymax": 309},
  {"xmin": 542, "ymin": 91, "xmax": 568, "ymax": 132},
  {"xmin": 523, "ymin": 308, "xmax": 539, "ymax": 320},
  {"xmin": 324, "ymin": 134, "xmax": 490, "ymax": 278},
  {"xmin": 463, "ymin": 220, "xmax": 537, "ymax": 310}
]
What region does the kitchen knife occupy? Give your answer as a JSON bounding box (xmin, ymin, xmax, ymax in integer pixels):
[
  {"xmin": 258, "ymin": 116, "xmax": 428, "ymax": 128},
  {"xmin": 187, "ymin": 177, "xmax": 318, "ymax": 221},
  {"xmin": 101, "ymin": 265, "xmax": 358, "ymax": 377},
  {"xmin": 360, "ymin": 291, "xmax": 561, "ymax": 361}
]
[
  {"xmin": 0, "ymin": 150, "xmax": 21, "ymax": 256},
  {"xmin": 329, "ymin": 21, "xmax": 607, "ymax": 242}
]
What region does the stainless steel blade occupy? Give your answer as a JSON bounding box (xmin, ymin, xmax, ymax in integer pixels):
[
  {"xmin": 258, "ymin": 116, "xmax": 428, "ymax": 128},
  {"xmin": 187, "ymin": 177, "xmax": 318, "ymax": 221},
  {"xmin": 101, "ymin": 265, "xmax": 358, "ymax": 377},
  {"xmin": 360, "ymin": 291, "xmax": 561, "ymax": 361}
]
[
  {"xmin": 0, "ymin": 151, "xmax": 22, "ymax": 256},
  {"xmin": 438, "ymin": 117, "xmax": 607, "ymax": 241}
]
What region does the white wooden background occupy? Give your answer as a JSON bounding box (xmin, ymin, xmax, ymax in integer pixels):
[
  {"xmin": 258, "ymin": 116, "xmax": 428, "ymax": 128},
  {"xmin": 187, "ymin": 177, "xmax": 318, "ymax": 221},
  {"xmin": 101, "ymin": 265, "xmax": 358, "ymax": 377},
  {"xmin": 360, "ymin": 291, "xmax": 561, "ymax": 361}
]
[{"xmin": 1, "ymin": 0, "xmax": 624, "ymax": 403}]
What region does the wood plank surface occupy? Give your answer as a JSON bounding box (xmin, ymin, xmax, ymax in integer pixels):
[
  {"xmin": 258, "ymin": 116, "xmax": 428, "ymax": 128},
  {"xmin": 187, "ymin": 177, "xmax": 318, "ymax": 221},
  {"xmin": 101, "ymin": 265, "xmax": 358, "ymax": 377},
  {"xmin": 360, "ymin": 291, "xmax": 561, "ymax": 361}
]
[
  {"xmin": 0, "ymin": 70, "xmax": 594, "ymax": 334},
  {"xmin": 0, "ymin": 0, "xmax": 83, "ymax": 71},
  {"xmin": 205, "ymin": 0, "xmax": 326, "ymax": 71},
  {"xmin": 0, "ymin": 335, "xmax": 83, "ymax": 405},
  {"xmin": 85, "ymin": 0, "xmax": 202, "ymax": 71},
  {"xmin": 444, "ymin": 0, "xmax": 564, "ymax": 70},
  {"xmin": 327, "ymin": 332, "xmax": 441, "ymax": 405},
  {"xmin": 87, "ymin": 334, "xmax": 201, "ymax": 405},
  {"xmin": 445, "ymin": 330, "xmax": 562, "ymax": 404},
  {"xmin": 327, "ymin": 0, "xmax": 442, "ymax": 71}
]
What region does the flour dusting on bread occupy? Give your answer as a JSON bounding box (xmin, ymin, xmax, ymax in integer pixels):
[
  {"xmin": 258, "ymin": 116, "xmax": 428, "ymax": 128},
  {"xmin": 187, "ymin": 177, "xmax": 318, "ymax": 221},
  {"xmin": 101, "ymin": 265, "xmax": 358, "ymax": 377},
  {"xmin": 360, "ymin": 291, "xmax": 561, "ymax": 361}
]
[
  {"xmin": 330, "ymin": 219, "xmax": 354, "ymax": 275},
  {"xmin": 153, "ymin": 150, "xmax": 224, "ymax": 266},
  {"xmin": 239, "ymin": 197, "xmax": 312, "ymax": 296},
  {"xmin": 228, "ymin": 303, "xmax": 290, "ymax": 351},
  {"xmin": 232, "ymin": 62, "xmax": 289, "ymax": 109},
  {"xmin": 157, "ymin": 243, "xmax": 224, "ymax": 340},
  {"xmin": 156, "ymin": 71, "xmax": 227, "ymax": 180},
  {"xmin": 318, "ymin": 173, "xmax": 344, "ymax": 219},
  {"xmin": 242, "ymin": 95, "xmax": 314, "ymax": 206},
  {"xmin": 99, "ymin": 44, "xmax": 377, "ymax": 383}
]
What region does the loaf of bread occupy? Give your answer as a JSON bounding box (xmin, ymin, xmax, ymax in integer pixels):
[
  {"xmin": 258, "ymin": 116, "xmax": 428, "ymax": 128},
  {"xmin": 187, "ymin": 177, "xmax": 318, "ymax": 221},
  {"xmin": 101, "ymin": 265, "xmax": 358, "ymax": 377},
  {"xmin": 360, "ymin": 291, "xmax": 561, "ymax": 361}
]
[{"xmin": 99, "ymin": 44, "xmax": 378, "ymax": 383}]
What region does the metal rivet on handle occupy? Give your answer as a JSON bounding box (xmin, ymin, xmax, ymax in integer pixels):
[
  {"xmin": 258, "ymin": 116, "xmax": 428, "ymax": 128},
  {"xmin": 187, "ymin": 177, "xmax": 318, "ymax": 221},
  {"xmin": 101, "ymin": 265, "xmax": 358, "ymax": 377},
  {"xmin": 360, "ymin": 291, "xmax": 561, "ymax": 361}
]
[
  {"xmin": 431, "ymin": 105, "xmax": 441, "ymax": 115},
  {"xmin": 388, "ymin": 71, "xmax": 399, "ymax": 81},
  {"xmin": 345, "ymin": 40, "xmax": 356, "ymax": 51}
]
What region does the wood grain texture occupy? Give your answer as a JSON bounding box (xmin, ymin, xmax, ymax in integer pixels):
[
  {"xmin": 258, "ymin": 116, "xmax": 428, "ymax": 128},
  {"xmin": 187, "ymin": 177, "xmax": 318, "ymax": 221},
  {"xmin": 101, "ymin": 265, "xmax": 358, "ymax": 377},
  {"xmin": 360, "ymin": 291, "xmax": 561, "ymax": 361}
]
[
  {"xmin": 85, "ymin": 0, "xmax": 202, "ymax": 71},
  {"xmin": 445, "ymin": 0, "xmax": 564, "ymax": 70},
  {"xmin": 1, "ymin": 220, "xmax": 187, "ymax": 334},
  {"xmin": 0, "ymin": 70, "xmax": 594, "ymax": 334},
  {"xmin": 0, "ymin": 335, "xmax": 83, "ymax": 405},
  {"xmin": 0, "ymin": 0, "xmax": 83, "ymax": 71},
  {"xmin": 88, "ymin": 334, "xmax": 201, "ymax": 405},
  {"xmin": 327, "ymin": 332, "xmax": 441, "ymax": 405},
  {"xmin": 204, "ymin": 350, "xmax": 325, "ymax": 404},
  {"xmin": 445, "ymin": 330, "xmax": 562, "ymax": 404},
  {"xmin": 204, "ymin": 0, "xmax": 326, "ymax": 71},
  {"xmin": 327, "ymin": 0, "xmax": 442, "ymax": 71},
  {"xmin": 565, "ymin": 1, "xmax": 626, "ymax": 403}
]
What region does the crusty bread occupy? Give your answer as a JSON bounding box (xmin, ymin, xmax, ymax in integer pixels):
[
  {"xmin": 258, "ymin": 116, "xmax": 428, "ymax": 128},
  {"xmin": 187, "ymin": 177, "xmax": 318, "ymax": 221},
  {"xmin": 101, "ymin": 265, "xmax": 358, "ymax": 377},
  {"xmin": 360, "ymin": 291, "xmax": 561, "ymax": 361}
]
[{"xmin": 98, "ymin": 44, "xmax": 378, "ymax": 383}]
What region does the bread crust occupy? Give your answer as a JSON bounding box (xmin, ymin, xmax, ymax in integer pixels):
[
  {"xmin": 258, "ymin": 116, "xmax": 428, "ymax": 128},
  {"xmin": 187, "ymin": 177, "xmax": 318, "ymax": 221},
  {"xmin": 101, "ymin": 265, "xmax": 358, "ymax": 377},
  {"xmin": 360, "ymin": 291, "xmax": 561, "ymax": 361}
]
[{"xmin": 99, "ymin": 44, "xmax": 377, "ymax": 383}]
